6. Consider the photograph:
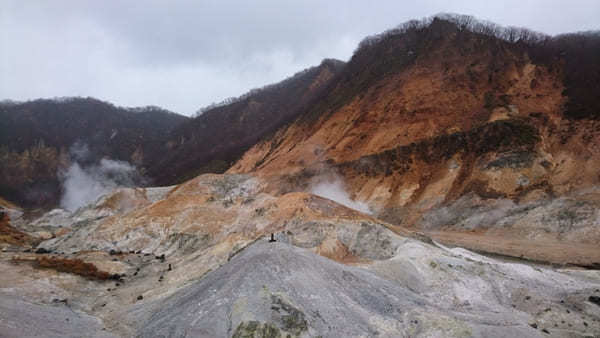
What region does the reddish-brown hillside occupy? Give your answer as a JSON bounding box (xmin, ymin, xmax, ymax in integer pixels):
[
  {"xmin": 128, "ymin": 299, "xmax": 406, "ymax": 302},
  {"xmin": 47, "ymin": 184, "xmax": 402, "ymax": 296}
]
[{"xmin": 229, "ymin": 15, "xmax": 600, "ymax": 261}]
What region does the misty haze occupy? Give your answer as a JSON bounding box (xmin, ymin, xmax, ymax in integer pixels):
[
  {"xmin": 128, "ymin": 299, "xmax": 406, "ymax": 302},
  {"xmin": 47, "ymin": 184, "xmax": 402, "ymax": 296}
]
[
  {"xmin": 311, "ymin": 178, "xmax": 371, "ymax": 215},
  {"xmin": 1, "ymin": 1, "xmax": 600, "ymax": 337},
  {"xmin": 60, "ymin": 156, "xmax": 138, "ymax": 212}
]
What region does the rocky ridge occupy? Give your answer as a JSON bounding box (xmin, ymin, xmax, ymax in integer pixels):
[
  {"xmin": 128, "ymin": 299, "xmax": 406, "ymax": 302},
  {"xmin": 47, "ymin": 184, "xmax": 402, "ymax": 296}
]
[{"xmin": 0, "ymin": 173, "xmax": 599, "ymax": 337}]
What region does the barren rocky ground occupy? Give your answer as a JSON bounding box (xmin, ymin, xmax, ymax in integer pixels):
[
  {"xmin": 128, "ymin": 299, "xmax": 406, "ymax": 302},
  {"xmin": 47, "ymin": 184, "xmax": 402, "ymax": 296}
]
[{"xmin": 1, "ymin": 174, "xmax": 599, "ymax": 337}]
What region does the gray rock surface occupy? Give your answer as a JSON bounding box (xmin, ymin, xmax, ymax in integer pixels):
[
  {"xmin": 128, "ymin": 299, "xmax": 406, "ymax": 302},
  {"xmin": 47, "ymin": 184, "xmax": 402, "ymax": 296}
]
[
  {"xmin": 420, "ymin": 189, "xmax": 600, "ymax": 244},
  {"xmin": 131, "ymin": 241, "xmax": 551, "ymax": 337},
  {"xmin": 0, "ymin": 294, "xmax": 114, "ymax": 338},
  {"xmin": 2, "ymin": 174, "xmax": 599, "ymax": 338}
]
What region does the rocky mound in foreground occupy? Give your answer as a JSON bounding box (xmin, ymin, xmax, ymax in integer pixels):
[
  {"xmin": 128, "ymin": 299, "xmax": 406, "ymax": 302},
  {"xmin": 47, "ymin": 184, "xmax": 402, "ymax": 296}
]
[
  {"xmin": 1, "ymin": 173, "xmax": 599, "ymax": 337},
  {"xmin": 133, "ymin": 240, "xmax": 599, "ymax": 337}
]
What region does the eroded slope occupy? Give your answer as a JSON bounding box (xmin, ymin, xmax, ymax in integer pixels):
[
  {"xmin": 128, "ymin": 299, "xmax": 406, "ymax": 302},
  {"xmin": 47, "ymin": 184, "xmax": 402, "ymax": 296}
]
[
  {"xmin": 228, "ymin": 17, "xmax": 600, "ymax": 262},
  {"xmin": 1, "ymin": 173, "xmax": 599, "ymax": 337}
]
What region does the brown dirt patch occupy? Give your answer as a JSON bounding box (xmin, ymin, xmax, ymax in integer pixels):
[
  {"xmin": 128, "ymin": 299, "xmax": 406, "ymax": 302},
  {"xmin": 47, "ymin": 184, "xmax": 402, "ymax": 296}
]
[
  {"xmin": 24, "ymin": 256, "xmax": 116, "ymax": 280},
  {"xmin": 425, "ymin": 229, "xmax": 600, "ymax": 268},
  {"xmin": 0, "ymin": 212, "xmax": 38, "ymax": 246}
]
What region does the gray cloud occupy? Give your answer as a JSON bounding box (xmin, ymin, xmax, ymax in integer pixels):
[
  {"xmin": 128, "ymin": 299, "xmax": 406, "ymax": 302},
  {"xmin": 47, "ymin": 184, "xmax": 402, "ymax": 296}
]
[{"xmin": 2, "ymin": 0, "xmax": 599, "ymax": 115}]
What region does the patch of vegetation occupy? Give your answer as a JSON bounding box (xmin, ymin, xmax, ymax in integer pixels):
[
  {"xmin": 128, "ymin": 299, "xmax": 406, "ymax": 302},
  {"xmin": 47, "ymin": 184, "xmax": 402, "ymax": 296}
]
[
  {"xmin": 556, "ymin": 208, "xmax": 580, "ymax": 233},
  {"xmin": 533, "ymin": 32, "xmax": 600, "ymax": 120},
  {"xmin": 484, "ymin": 151, "xmax": 535, "ymax": 170},
  {"xmin": 557, "ymin": 209, "xmax": 578, "ymax": 222},
  {"xmin": 167, "ymin": 233, "xmax": 211, "ymax": 254},
  {"xmin": 338, "ymin": 119, "xmax": 539, "ymax": 178},
  {"xmin": 32, "ymin": 256, "xmax": 117, "ymax": 281},
  {"xmin": 232, "ymin": 321, "xmax": 282, "ymax": 338},
  {"xmin": 484, "ymin": 92, "xmax": 495, "ymax": 110},
  {"xmin": 271, "ymin": 295, "xmax": 308, "ymax": 336}
]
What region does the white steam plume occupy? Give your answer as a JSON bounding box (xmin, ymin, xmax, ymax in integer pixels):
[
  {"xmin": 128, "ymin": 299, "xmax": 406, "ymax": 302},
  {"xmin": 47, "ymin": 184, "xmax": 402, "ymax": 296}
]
[
  {"xmin": 310, "ymin": 177, "xmax": 371, "ymax": 214},
  {"xmin": 59, "ymin": 143, "xmax": 138, "ymax": 212}
]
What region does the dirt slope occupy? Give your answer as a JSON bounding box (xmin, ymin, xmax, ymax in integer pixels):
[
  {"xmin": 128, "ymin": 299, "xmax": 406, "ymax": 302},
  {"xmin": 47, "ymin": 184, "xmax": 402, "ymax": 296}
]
[
  {"xmin": 228, "ymin": 16, "xmax": 600, "ymax": 261},
  {"xmin": 1, "ymin": 173, "xmax": 599, "ymax": 337}
]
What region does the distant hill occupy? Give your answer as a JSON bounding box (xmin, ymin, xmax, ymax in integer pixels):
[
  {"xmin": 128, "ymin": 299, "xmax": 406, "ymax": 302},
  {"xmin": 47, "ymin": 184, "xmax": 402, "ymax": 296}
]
[
  {"xmin": 3, "ymin": 14, "xmax": 598, "ymax": 214},
  {"xmin": 148, "ymin": 59, "xmax": 345, "ymax": 185},
  {"xmin": 0, "ymin": 58, "xmax": 346, "ymax": 208},
  {"xmin": 0, "ymin": 97, "xmax": 188, "ymax": 208}
]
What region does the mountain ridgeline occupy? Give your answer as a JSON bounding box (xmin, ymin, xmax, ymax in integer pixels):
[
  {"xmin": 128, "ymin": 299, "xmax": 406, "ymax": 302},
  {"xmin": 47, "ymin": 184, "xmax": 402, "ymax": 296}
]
[
  {"xmin": 229, "ymin": 14, "xmax": 600, "ymax": 250},
  {"xmin": 298, "ymin": 14, "xmax": 600, "ymax": 126},
  {"xmin": 0, "ymin": 98, "xmax": 188, "ymax": 208},
  {"xmin": 1, "ymin": 13, "xmax": 599, "ymax": 210},
  {"xmin": 148, "ymin": 58, "xmax": 345, "ymax": 185},
  {"xmin": 0, "ymin": 60, "xmax": 345, "ymax": 208}
]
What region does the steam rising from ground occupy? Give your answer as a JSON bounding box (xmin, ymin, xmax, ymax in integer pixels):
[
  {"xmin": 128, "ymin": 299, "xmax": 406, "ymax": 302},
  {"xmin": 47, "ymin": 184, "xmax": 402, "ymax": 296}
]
[
  {"xmin": 59, "ymin": 143, "xmax": 139, "ymax": 211},
  {"xmin": 311, "ymin": 178, "xmax": 371, "ymax": 214}
]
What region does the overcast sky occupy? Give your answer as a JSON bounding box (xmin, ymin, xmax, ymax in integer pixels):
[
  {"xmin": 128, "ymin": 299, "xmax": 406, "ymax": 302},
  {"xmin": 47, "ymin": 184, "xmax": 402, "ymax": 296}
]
[{"xmin": 1, "ymin": 1, "xmax": 599, "ymax": 116}]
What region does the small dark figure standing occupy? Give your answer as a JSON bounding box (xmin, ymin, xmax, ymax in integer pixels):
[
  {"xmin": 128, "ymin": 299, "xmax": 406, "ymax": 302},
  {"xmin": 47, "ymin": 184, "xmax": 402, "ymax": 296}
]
[{"xmin": 269, "ymin": 233, "xmax": 276, "ymax": 242}]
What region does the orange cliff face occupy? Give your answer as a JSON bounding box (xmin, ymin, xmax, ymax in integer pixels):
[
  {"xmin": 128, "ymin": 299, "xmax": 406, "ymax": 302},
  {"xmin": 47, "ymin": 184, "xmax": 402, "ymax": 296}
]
[
  {"xmin": 232, "ymin": 23, "xmax": 564, "ymax": 171},
  {"xmin": 229, "ymin": 20, "xmax": 600, "ymax": 249}
]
